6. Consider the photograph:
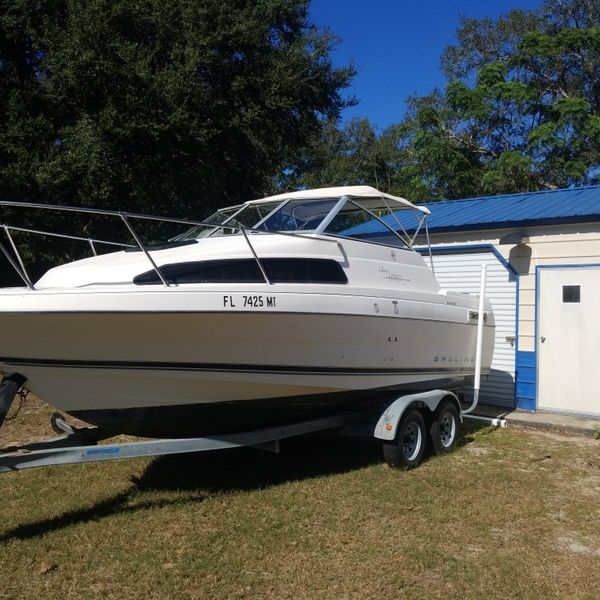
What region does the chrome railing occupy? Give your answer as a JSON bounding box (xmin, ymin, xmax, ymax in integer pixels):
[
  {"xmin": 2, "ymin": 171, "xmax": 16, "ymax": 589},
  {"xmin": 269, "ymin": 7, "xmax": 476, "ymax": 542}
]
[{"xmin": 0, "ymin": 201, "xmax": 342, "ymax": 290}]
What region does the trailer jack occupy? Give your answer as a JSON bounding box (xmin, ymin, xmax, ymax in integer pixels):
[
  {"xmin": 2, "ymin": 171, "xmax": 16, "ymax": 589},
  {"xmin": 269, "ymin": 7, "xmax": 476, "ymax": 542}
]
[{"xmin": 0, "ymin": 374, "xmax": 27, "ymax": 429}]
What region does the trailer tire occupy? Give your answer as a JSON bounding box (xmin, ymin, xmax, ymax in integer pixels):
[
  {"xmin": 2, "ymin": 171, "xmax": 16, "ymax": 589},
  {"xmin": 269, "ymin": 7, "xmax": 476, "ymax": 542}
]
[
  {"xmin": 429, "ymin": 400, "xmax": 460, "ymax": 455},
  {"xmin": 382, "ymin": 409, "xmax": 427, "ymax": 470}
]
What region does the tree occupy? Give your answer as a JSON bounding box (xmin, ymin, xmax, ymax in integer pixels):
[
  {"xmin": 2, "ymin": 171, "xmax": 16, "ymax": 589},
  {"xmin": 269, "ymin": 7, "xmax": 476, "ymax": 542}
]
[
  {"xmin": 0, "ymin": 0, "xmax": 353, "ymax": 212},
  {"xmin": 297, "ymin": 0, "xmax": 600, "ymax": 202},
  {"xmin": 285, "ymin": 117, "xmax": 442, "ymax": 201},
  {"xmin": 282, "ymin": 118, "xmax": 392, "ymax": 190},
  {"xmin": 441, "ymin": 9, "xmax": 541, "ymax": 81},
  {"xmin": 410, "ymin": 0, "xmax": 600, "ymax": 196},
  {"xmin": 0, "ymin": 0, "xmax": 353, "ymax": 282}
]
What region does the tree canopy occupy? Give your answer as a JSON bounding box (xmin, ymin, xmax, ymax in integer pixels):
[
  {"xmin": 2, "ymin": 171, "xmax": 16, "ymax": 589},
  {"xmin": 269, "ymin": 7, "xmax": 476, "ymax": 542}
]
[
  {"xmin": 295, "ymin": 0, "xmax": 600, "ymax": 201},
  {"xmin": 2, "ymin": 0, "xmax": 599, "ymax": 284},
  {"xmin": 0, "ymin": 0, "xmax": 353, "ymax": 216},
  {"xmin": 0, "ymin": 0, "xmax": 354, "ymax": 283}
]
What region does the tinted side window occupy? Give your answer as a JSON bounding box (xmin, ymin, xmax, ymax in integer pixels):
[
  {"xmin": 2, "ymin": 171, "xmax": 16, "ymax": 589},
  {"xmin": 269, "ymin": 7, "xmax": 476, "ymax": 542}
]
[
  {"xmin": 134, "ymin": 259, "xmax": 347, "ymax": 285},
  {"xmin": 265, "ymin": 258, "xmax": 347, "ymax": 284}
]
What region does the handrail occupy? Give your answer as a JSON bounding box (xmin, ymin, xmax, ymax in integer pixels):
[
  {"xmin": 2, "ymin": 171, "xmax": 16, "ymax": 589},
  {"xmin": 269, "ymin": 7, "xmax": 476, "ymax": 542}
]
[
  {"xmin": 380, "ymin": 196, "xmax": 413, "ymax": 246},
  {"xmin": 0, "ymin": 200, "xmax": 214, "ymax": 289},
  {"xmin": 0, "ymin": 224, "xmax": 135, "ymax": 248},
  {"xmin": 0, "ymin": 200, "xmax": 345, "ymax": 290},
  {"xmin": 239, "ymin": 226, "xmax": 271, "ymax": 285},
  {"xmin": 0, "ymin": 200, "xmax": 211, "ymax": 227},
  {"xmin": 0, "ymin": 200, "xmax": 346, "ymax": 244},
  {"xmin": 120, "ymin": 214, "xmax": 170, "ymax": 287},
  {"xmin": 3, "ymin": 226, "xmax": 33, "ymax": 287},
  {"xmin": 345, "ymin": 198, "xmax": 411, "ymax": 246}
]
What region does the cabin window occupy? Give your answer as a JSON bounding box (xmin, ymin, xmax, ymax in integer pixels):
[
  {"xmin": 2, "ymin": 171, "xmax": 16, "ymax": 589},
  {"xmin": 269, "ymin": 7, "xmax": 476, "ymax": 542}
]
[{"xmin": 134, "ymin": 258, "xmax": 348, "ymax": 285}]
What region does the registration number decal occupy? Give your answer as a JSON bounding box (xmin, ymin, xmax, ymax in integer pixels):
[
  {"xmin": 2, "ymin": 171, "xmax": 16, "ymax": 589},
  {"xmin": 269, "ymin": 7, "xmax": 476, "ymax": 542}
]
[{"xmin": 223, "ymin": 295, "xmax": 277, "ymax": 309}]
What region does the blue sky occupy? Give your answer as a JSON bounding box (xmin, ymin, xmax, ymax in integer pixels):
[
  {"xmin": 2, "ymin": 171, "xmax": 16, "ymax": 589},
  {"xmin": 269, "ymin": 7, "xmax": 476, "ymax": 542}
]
[{"xmin": 309, "ymin": 0, "xmax": 542, "ymax": 130}]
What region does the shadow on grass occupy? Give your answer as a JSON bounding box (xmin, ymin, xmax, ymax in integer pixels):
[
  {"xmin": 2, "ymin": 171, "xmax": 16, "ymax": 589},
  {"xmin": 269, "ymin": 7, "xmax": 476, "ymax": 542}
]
[
  {"xmin": 0, "ymin": 435, "xmax": 382, "ymax": 541},
  {"xmin": 135, "ymin": 420, "xmax": 499, "ymax": 493},
  {"xmin": 1, "ymin": 422, "xmax": 500, "ymax": 542},
  {"xmin": 0, "ymin": 491, "xmax": 194, "ymax": 543},
  {"xmin": 136, "ymin": 435, "xmax": 382, "ymax": 492}
]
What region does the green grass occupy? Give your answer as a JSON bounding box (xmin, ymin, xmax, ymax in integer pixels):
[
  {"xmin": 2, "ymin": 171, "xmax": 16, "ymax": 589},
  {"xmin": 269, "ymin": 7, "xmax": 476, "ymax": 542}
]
[{"xmin": 1, "ymin": 398, "xmax": 599, "ymax": 599}]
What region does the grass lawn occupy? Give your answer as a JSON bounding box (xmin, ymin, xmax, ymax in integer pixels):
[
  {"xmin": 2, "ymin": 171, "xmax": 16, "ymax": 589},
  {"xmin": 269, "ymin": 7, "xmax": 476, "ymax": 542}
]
[{"xmin": 1, "ymin": 396, "xmax": 599, "ymax": 599}]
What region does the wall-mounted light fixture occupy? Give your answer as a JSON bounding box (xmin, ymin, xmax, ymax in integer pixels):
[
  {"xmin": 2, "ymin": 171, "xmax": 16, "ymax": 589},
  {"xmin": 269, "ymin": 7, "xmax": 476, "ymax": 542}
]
[{"xmin": 499, "ymin": 231, "xmax": 529, "ymax": 245}]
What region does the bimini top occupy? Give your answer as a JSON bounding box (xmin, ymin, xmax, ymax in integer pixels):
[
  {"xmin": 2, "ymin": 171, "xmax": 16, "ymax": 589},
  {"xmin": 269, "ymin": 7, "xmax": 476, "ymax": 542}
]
[
  {"xmin": 175, "ymin": 185, "xmax": 431, "ymax": 244},
  {"xmin": 247, "ymin": 186, "xmax": 430, "ymax": 215}
]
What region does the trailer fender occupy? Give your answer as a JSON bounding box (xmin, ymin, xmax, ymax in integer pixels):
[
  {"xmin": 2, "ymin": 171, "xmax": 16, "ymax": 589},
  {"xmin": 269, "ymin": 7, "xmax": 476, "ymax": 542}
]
[{"xmin": 374, "ymin": 390, "xmax": 460, "ymax": 441}]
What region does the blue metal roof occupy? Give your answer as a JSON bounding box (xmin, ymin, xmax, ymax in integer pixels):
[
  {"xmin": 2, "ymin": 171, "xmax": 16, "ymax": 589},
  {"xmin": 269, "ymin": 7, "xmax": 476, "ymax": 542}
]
[{"xmin": 343, "ymin": 185, "xmax": 600, "ymax": 236}]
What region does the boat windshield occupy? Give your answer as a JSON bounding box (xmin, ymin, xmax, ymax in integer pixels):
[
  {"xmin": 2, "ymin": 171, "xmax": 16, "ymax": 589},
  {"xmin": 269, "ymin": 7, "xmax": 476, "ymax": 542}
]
[
  {"xmin": 178, "ymin": 193, "xmax": 424, "ymax": 249},
  {"xmin": 179, "ymin": 198, "xmax": 338, "ymax": 239},
  {"xmin": 218, "ymin": 202, "xmax": 282, "ymax": 230},
  {"xmin": 256, "ymin": 199, "xmax": 338, "ymax": 232},
  {"xmin": 178, "ymin": 202, "xmax": 282, "ymax": 239},
  {"xmin": 178, "ymin": 205, "xmax": 243, "ymax": 239}
]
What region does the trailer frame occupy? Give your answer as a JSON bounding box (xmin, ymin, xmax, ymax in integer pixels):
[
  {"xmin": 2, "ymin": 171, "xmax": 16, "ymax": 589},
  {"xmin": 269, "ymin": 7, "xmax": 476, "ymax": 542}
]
[{"xmin": 0, "ymin": 374, "xmax": 470, "ymax": 473}]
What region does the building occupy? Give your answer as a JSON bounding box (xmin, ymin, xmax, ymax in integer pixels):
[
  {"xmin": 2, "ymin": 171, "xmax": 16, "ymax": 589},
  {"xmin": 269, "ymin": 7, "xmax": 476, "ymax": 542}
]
[{"xmin": 406, "ymin": 185, "xmax": 600, "ymax": 418}]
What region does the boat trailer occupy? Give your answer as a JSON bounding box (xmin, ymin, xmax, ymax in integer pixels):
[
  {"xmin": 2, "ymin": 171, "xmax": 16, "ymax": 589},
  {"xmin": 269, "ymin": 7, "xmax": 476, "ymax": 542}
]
[{"xmin": 0, "ymin": 372, "xmax": 480, "ymax": 472}]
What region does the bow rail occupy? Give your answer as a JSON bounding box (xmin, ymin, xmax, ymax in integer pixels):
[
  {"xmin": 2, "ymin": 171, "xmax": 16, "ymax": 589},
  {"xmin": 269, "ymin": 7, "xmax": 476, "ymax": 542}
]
[{"xmin": 0, "ymin": 201, "xmax": 342, "ymax": 290}]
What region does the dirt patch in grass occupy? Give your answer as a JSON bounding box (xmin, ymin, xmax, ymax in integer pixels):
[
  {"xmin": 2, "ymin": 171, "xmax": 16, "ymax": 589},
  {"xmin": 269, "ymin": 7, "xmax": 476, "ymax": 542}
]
[
  {"xmin": 0, "ymin": 393, "xmax": 57, "ymax": 447},
  {"xmin": 1, "ymin": 400, "xmax": 599, "ymax": 599},
  {"xmin": 1, "ymin": 392, "xmax": 93, "ymax": 448}
]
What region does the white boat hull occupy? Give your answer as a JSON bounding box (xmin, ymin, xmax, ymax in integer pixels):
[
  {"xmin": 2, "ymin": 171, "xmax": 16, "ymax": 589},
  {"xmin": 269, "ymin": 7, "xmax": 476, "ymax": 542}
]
[
  {"xmin": 0, "ymin": 298, "xmax": 493, "ymax": 436},
  {"xmin": 0, "ymin": 187, "xmax": 496, "ymax": 437}
]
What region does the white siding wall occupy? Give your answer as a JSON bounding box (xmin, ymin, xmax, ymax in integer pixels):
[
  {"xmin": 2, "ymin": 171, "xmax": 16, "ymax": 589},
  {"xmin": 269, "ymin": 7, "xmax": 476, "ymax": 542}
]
[
  {"xmin": 427, "ymin": 250, "xmax": 517, "ymax": 407},
  {"xmin": 413, "ymin": 221, "xmax": 600, "ymax": 415},
  {"xmin": 421, "ymin": 222, "xmax": 600, "ymax": 353}
]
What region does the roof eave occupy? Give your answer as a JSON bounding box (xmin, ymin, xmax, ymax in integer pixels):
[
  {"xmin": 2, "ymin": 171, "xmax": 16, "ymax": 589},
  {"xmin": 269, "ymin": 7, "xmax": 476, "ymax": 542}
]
[{"xmin": 422, "ymin": 214, "xmax": 600, "ymax": 234}]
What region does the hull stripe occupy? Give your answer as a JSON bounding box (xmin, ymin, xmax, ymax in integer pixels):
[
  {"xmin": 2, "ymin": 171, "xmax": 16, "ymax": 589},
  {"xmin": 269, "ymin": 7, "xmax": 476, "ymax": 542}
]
[{"xmin": 0, "ymin": 356, "xmax": 478, "ymax": 376}]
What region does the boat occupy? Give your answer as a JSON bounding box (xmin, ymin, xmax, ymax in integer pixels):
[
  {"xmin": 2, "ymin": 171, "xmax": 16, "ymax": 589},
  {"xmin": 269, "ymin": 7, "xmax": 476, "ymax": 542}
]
[{"xmin": 0, "ymin": 186, "xmax": 494, "ymax": 438}]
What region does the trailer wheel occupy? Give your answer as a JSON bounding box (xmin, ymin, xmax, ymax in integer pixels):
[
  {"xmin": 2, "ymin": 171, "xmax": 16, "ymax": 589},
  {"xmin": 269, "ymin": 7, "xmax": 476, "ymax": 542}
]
[
  {"xmin": 382, "ymin": 409, "xmax": 427, "ymax": 469},
  {"xmin": 429, "ymin": 400, "xmax": 461, "ymax": 455}
]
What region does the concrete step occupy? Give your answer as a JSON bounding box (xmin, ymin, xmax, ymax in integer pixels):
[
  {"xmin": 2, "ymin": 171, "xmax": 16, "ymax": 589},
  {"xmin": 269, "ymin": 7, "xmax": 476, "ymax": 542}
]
[{"xmin": 463, "ymin": 404, "xmax": 600, "ymax": 437}]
